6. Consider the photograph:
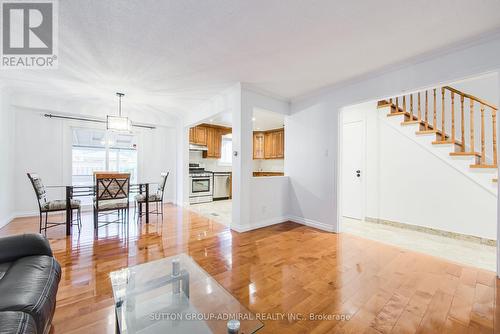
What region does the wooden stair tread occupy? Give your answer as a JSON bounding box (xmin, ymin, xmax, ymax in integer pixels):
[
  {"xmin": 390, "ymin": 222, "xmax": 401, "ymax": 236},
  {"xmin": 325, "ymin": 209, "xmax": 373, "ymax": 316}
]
[
  {"xmin": 432, "ymin": 140, "xmax": 463, "ymax": 146},
  {"xmin": 416, "ymin": 130, "xmax": 437, "ymax": 135},
  {"xmin": 378, "ymin": 102, "xmax": 393, "ymax": 108},
  {"xmin": 470, "ymin": 164, "xmax": 498, "ymax": 169},
  {"xmin": 449, "ymin": 151, "xmax": 482, "ymax": 157},
  {"xmin": 386, "ymin": 112, "xmax": 405, "ymax": 117},
  {"xmin": 401, "ymin": 120, "xmax": 420, "ymax": 125}
]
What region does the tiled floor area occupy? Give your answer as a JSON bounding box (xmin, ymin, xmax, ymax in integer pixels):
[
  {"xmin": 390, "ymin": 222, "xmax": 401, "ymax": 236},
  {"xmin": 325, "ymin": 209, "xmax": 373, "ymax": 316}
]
[
  {"xmin": 342, "ymin": 216, "xmax": 496, "ymax": 271},
  {"xmin": 188, "ymin": 200, "xmax": 232, "ymax": 226}
]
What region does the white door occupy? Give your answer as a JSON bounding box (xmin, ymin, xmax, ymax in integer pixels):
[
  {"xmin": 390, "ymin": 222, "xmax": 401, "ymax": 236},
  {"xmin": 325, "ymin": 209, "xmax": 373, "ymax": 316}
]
[{"xmin": 341, "ymin": 121, "xmax": 364, "ymax": 220}]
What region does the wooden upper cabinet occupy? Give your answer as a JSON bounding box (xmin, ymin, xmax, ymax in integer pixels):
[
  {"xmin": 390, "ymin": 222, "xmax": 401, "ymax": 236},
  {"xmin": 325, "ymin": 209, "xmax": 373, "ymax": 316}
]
[
  {"xmin": 275, "ymin": 129, "xmax": 284, "ymax": 158},
  {"xmin": 264, "ymin": 132, "xmax": 273, "ymax": 159},
  {"xmin": 203, "ymin": 126, "xmax": 222, "ymax": 159},
  {"xmin": 253, "ymin": 132, "xmax": 265, "ymax": 159},
  {"xmin": 189, "ymin": 126, "xmax": 207, "ymax": 145},
  {"xmin": 257, "ymin": 128, "xmax": 284, "ymax": 160}
]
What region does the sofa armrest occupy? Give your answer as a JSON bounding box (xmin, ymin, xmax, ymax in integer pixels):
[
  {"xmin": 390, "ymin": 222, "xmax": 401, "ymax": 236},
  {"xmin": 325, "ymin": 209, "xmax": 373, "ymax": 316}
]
[{"xmin": 0, "ymin": 234, "xmax": 53, "ymax": 263}]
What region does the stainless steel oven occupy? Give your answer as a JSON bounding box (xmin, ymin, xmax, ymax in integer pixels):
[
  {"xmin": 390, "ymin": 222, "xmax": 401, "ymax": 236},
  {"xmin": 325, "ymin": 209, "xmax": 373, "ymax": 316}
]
[{"xmin": 189, "ymin": 172, "xmax": 213, "ymax": 204}]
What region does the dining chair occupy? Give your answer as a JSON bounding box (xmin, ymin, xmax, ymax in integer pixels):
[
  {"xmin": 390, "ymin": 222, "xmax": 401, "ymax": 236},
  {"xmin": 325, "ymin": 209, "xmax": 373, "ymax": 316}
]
[
  {"xmin": 135, "ymin": 172, "xmax": 169, "ymax": 219},
  {"xmin": 27, "ymin": 173, "xmax": 82, "ymax": 235},
  {"xmin": 93, "ymin": 172, "xmax": 131, "ymax": 229}
]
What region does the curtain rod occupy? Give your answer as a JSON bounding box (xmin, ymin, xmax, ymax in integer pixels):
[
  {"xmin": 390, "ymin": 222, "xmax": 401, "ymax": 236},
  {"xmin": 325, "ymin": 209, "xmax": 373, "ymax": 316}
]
[{"xmin": 43, "ymin": 113, "xmax": 156, "ymax": 129}]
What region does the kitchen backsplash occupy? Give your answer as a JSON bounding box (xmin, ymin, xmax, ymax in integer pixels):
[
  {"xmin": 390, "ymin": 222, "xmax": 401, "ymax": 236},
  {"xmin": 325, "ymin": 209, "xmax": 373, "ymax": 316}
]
[
  {"xmin": 190, "ymin": 151, "xmax": 284, "ymax": 173},
  {"xmin": 253, "ymin": 159, "xmax": 284, "ymax": 172},
  {"xmin": 189, "ymin": 151, "xmax": 232, "ymax": 172}
]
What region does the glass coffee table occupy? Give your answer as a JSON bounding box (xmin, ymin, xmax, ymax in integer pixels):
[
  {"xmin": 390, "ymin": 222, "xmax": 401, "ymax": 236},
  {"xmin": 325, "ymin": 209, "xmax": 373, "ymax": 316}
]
[{"xmin": 110, "ymin": 253, "xmax": 263, "ymax": 334}]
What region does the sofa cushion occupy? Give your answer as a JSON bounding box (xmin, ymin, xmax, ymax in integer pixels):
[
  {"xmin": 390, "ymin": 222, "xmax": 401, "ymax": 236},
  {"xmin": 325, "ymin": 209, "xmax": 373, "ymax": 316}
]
[
  {"xmin": 0, "ymin": 311, "xmax": 37, "ymax": 334},
  {"xmin": 0, "ymin": 262, "xmax": 12, "ymax": 281},
  {"xmin": 0, "ymin": 255, "xmax": 61, "ymax": 334}
]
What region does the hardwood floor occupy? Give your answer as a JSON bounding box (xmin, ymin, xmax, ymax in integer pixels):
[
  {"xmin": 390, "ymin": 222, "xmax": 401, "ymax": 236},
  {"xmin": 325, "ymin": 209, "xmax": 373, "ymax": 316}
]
[{"xmin": 0, "ymin": 204, "xmax": 498, "ymax": 333}]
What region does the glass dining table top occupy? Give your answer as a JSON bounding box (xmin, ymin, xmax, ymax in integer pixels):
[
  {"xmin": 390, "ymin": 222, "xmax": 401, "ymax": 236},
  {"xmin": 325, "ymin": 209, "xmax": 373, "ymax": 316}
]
[{"xmin": 110, "ymin": 253, "xmax": 263, "ymax": 334}]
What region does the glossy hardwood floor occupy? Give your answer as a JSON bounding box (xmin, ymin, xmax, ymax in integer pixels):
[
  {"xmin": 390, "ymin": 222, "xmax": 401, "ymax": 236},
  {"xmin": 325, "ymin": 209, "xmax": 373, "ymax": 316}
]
[{"xmin": 0, "ymin": 204, "xmax": 498, "ymax": 333}]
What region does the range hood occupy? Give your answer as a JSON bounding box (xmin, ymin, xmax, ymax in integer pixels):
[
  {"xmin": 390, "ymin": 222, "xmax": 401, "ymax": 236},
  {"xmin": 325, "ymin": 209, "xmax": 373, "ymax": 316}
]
[{"xmin": 189, "ymin": 144, "xmax": 208, "ymax": 151}]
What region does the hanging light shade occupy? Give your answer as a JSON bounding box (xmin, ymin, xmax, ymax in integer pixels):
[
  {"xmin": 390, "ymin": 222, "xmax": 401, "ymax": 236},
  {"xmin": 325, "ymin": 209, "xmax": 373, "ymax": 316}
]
[{"xmin": 107, "ymin": 92, "xmax": 131, "ymax": 132}]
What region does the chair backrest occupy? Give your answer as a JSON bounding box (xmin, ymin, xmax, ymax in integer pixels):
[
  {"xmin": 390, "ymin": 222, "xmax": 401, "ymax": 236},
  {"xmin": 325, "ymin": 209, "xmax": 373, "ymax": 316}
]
[
  {"xmin": 27, "ymin": 173, "xmax": 47, "ymax": 204},
  {"xmin": 157, "ymin": 172, "xmax": 169, "ymax": 200},
  {"xmin": 95, "ymin": 173, "xmax": 130, "ymax": 202}
]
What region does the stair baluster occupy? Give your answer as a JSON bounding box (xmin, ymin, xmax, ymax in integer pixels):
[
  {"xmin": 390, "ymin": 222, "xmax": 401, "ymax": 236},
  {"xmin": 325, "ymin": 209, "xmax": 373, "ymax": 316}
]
[
  {"xmin": 410, "ymin": 94, "xmax": 414, "ymax": 120},
  {"xmin": 425, "ymin": 91, "xmax": 429, "ymax": 130},
  {"xmin": 418, "ymin": 92, "xmax": 421, "ymax": 122},
  {"xmin": 481, "ymin": 104, "xmax": 485, "ymax": 164},
  {"xmin": 403, "ymin": 95, "xmax": 407, "ymax": 114},
  {"xmin": 441, "ymin": 88, "xmax": 446, "ymax": 140},
  {"xmin": 395, "ymin": 97, "xmax": 399, "ymax": 113},
  {"xmin": 470, "ymin": 100, "xmax": 474, "ymax": 153},
  {"xmin": 433, "ymin": 89, "xmax": 437, "ymax": 130},
  {"xmin": 492, "ymin": 108, "xmax": 497, "ymax": 166},
  {"xmin": 460, "ymin": 96, "xmax": 465, "ymax": 152},
  {"xmin": 451, "ymin": 92, "xmax": 455, "ymax": 144}
]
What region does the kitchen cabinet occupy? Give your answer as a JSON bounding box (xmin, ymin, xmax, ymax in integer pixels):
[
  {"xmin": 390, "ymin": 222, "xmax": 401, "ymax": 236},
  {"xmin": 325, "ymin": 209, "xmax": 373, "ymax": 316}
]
[
  {"xmin": 253, "ymin": 132, "xmax": 265, "ymax": 159},
  {"xmin": 189, "ymin": 126, "xmax": 207, "ymax": 145},
  {"xmin": 259, "ymin": 128, "xmax": 284, "ymax": 159},
  {"xmin": 203, "ymin": 126, "xmax": 222, "ymax": 159}
]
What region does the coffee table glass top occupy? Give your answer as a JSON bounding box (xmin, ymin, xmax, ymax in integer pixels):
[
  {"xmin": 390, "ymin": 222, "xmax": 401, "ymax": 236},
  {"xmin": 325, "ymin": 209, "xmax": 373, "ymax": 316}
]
[{"xmin": 110, "ymin": 253, "xmax": 263, "ymax": 334}]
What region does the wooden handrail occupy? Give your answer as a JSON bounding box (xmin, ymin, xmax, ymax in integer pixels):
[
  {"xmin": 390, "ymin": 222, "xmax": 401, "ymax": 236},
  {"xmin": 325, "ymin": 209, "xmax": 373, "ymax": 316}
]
[
  {"xmin": 443, "ymin": 86, "xmax": 497, "ymax": 110},
  {"xmin": 380, "ymin": 85, "xmax": 497, "ymax": 168}
]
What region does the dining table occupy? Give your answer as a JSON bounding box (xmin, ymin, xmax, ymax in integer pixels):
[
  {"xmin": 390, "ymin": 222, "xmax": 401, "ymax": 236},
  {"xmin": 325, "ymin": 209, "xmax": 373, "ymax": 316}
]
[{"xmin": 64, "ymin": 182, "xmax": 153, "ymax": 235}]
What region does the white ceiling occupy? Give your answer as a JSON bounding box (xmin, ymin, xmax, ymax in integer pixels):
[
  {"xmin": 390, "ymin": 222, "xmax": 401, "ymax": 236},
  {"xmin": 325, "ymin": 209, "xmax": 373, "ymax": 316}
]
[
  {"xmin": 2, "ymin": 0, "xmax": 500, "ymax": 119},
  {"xmin": 253, "ymin": 108, "xmax": 284, "ymax": 131},
  {"xmin": 200, "ymin": 108, "xmax": 284, "ymax": 131}
]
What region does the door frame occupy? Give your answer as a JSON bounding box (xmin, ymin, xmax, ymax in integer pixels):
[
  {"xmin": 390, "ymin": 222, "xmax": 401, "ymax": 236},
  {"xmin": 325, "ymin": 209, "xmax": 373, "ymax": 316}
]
[{"xmin": 337, "ymin": 109, "xmax": 367, "ymax": 232}]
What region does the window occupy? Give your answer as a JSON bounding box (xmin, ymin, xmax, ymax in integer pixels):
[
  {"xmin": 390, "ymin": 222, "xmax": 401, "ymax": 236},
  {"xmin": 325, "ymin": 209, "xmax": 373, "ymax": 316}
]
[
  {"xmin": 219, "ymin": 134, "xmax": 232, "ymax": 166},
  {"xmin": 72, "ymin": 128, "xmax": 138, "ymax": 188}
]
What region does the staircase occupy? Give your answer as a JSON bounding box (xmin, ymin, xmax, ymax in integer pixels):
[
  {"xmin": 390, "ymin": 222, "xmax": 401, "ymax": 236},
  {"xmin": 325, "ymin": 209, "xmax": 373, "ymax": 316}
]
[{"xmin": 378, "ymin": 86, "xmax": 498, "ymax": 187}]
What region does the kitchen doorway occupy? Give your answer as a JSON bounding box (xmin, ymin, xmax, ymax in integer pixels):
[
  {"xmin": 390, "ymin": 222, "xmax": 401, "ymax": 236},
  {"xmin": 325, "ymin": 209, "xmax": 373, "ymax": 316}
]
[{"xmin": 188, "ymin": 112, "xmax": 233, "ymax": 226}]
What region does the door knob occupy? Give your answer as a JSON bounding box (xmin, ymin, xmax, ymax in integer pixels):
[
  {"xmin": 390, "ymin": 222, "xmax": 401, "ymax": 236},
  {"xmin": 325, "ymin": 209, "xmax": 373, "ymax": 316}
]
[{"xmin": 356, "ymin": 170, "xmax": 361, "ymax": 177}]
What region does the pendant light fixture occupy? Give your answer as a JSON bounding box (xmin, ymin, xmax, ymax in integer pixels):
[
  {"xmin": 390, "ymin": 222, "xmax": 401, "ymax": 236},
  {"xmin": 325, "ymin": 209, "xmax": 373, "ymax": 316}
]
[{"xmin": 107, "ymin": 92, "xmax": 131, "ymax": 132}]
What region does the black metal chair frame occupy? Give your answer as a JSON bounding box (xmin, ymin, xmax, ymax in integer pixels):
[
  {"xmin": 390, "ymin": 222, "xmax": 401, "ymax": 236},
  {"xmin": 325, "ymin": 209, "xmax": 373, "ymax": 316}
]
[
  {"xmin": 93, "ymin": 173, "xmax": 131, "ymax": 230},
  {"xmin": 27, "ymin": 173, "xmax": 81, "ymax": 235},
  {"xmin": 135, "ymin": 172, "xmax": 169, "ymax": 220}
]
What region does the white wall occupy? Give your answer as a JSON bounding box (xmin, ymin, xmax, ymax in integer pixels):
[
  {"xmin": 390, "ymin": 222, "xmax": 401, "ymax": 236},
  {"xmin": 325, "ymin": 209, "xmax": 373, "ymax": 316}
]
[
  {"xmin": 289, "ymin": 32, "xmax": 500, "ymax": 234},
  {"xmin": 232, "ymin": 87, "xmax": 290, "ymax": 232},
  {"xmin": 247, "ymin": 176, "xmax": 289, "ymax": 231},
  {"xmin": 342, "ymin": 102, "xmax": 497, "ymax": 240},
  {"xmin": 9, "ymin": 99, "xmax": 178, "ymax": 217},
  {"xmin": 0, "ymin": 88, "xmax": 15, "ymax": 228}
]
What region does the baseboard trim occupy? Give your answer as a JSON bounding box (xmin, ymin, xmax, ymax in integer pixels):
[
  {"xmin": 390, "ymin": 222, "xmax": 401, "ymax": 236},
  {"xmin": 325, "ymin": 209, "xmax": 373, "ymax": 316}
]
[
  {"xmin": 0, "ymin": 213, "xmax": 16, "ymax": 229},
  {"xmin": 231, "ymin": 216, "xmax": 288, "ymax": 233},
  {"xmin": 365, "ymin": 216, "xmax": 496, "ymax": 246},
  {"xmin": 287, "ymin": 215, "xmax": 336, "ymax": 232}
]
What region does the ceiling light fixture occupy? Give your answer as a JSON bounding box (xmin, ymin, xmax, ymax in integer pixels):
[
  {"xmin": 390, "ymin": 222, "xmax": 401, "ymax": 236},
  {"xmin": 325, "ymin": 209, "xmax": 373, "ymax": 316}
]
[{"xmin": 107, "ymin": 92, "xmax": 131, "ymax": 132}]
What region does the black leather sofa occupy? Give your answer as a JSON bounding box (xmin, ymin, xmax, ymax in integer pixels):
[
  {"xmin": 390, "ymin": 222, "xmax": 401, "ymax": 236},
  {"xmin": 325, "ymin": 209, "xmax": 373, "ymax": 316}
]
[{"xmin": 0, "ymin": 234, "xmax": 61, "ymax": 334}]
